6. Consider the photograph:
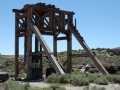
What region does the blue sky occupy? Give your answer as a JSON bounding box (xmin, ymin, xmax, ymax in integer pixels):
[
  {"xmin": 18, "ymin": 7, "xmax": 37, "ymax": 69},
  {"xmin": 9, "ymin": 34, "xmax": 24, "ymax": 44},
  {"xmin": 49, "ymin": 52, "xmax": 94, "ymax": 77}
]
[{"xmin": 0, "ymin": 0, "xmax": 120, "ymax": 55}]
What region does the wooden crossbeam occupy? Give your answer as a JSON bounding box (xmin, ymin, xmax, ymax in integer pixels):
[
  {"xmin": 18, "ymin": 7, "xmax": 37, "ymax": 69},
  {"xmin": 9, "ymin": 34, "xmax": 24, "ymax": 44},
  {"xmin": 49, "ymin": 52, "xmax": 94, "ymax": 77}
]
[
  {"xmin": 12, "ymin": 9, "xmax": 25, "ymax": 13},
  {"xmin": 41, "ymin": 32, "xmax": 54, "ymax": 35},
  {"xmin": 17, "ymin": 33, "xmax": 27, "ymax": 37},
  {"xmin": 32, "ymin": 9, "xmax": 40, "ymax": 18},
  {"xmin": 29, "ymin": 51, "xmax": 46, "ymax": 55},
  {"xmin": 18, "ymin": 29, "xmax": 27, "ymax": 33},
  {"xmin": 35, "ymin": 12, "xmax": 49, "ymax": 24},
  {"xmin": 38, "ymin": 26, "xmax": 69, "ymax": 34},
  {"xmin": 17, "ymin": 14, "xmax": 27, "ymax": 19},
  {"xmin": 56, "ymin": 37, "xmax": 67, "ymax": 40}
]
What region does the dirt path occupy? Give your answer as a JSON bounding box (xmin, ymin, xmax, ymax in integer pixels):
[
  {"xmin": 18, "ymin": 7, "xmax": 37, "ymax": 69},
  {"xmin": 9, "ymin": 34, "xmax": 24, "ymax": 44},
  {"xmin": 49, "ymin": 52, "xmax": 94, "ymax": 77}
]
[{"xmin": 20, "ymin": 81, "xmax": 120, "ymax": 90}]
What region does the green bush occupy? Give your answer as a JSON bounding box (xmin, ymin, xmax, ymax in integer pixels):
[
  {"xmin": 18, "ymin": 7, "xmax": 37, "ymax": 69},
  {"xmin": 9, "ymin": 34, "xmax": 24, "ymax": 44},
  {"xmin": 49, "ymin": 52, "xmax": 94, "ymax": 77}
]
[
  {"xmin": 70, "ymin": 75, "xmax": 89, "ymax": 86},
  {"xmin": 106, "ymin": 75, "xmax": 114, "ymax": 82},
  {"xmin": 46, "ymin": 74, "xmax": 59, "ymax": 83},
  {"xmin": 0, "ymin": 80, "xmax": 66, "ymax": 90},
  {"xmin": 50, "ymin": 84, "xmax": 66, "ymax": 90},
  {"xmin": 95, "ymin": 77, "xmax": 108, "ymax": 85},
  {"xmin": 88, "ymin": 73, "xmax": 100, "ymax": 83},
  {"xmin": 113, "ymin": 75, "xmax": 120, "ymax": 83},
  {"xmin": 0, "ymin": 80, "xmax": 30, "ymax": 90},
  {"xmin": 59, "ymin": 74, "xmax": 70, "ymax": 83}
]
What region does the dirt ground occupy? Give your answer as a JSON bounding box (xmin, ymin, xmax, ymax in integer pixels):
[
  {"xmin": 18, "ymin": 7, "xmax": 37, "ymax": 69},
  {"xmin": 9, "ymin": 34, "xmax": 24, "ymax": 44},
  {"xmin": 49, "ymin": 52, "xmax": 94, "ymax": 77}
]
[{"xmin": 20, "ymin": 81, "xmax": 120, "ymax": 90}]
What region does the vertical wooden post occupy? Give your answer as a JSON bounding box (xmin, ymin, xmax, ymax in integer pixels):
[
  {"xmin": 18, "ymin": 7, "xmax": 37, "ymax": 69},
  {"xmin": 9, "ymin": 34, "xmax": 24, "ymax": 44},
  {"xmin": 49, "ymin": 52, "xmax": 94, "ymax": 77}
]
[
  {"xmin": 40, "ymin": 44, "xmax": 43, "ymax": 78},
  {"xmin": 53, "ymin": 35, "xmax": 57, "ymax": 57},
  {"xmin": 67, "ymin": 14, "xmax": 72, "ymax": 73},
  {"xmin": 61, "ymin": 13, "xmax": 65, "ymax": 30},
  {"xmin": 53, "ymin": 12, "xmax": 57, "ymax": 57},
  {"xmin": 24, "ymin": 36, "xmax": 27, "ymax": 61},
  {"xmin": 26, "ymin": 8, "xmax": 32, "ymax": 79},
  {"xmin": 15, "ymin": 12, "xmax": 19, "ymax": 79}
]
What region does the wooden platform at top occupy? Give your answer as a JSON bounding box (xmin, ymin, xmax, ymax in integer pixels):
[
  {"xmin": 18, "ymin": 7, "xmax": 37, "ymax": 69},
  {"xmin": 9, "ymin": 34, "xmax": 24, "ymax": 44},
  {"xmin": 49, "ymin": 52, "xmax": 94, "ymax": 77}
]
[{"xmin": 12, "ymin": 2, "xmax": 75, "ymax": 37}]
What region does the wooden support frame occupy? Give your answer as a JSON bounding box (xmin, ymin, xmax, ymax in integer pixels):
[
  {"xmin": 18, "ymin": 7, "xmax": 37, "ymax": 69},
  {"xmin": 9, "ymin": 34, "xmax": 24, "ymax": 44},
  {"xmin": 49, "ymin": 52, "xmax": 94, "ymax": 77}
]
[
  {"xmin": 13, "ymin": 2, "xmax": 108, "ymax": 80},
  {"xmin": 26, "ymin": 8, "xmax": 33, "ymax": 79},
  {"xmin": 15, "ymin": 12, "xmax": 19, "ymax": 79},
  {"xmin": 67, "ymin": 14, "xmax": 72, "ymax": 73}
]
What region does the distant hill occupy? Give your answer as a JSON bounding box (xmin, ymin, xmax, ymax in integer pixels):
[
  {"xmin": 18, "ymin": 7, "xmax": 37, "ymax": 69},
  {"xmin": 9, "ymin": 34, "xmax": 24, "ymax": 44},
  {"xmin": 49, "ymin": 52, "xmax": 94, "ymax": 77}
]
[{"xmin": 0, "ymin": 47, "xmax": 120, "ymax": 76}]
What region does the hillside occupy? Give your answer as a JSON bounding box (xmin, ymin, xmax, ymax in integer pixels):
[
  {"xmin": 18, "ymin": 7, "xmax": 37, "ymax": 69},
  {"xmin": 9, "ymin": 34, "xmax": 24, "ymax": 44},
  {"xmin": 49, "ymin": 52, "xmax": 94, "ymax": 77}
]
[{"xmin": 0, "ymin": 48, "xmax": 120, "ymax": 76}]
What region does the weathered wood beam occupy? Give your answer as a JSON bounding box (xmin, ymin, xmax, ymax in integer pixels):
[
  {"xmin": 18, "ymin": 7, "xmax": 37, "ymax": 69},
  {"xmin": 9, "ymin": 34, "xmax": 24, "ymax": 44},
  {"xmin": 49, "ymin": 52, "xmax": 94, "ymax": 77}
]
[
  {"xmin": 29, "ymin": 51, "xmax": 46, "ymax": 55},
  {"xmin": 17, "ymin": 33, "xmax": 27, "ymax": 37},
  {"xmin": 32, "ymin": 9, "xmax": 40, "ymax": 18},
  {"xmin": 38, "ymin": 27, "xmax": 69, "ymax": 34},
  {"xmin": 17, "ymin": 14, "xmax": 27, "ymax": 19},
  {"xmin": 15, "ymin": 12, "xmax": 19, "ymax": 79},
  {"xmin": 61, "ymin": 13, "xmax": 65, "ymax": 29},
  {"xmin": 26, "ymin": 8, "xmax": 32, "ymax": 79},
  {"xmin": 67, "ymin": 14, "xmax": 72, "ymax": 73},
  {"xmin": 41, "ymin": 32, "xmax": 53, "ymax": 36},
  {"xmin": 36, "ymin": 12, "xmax": 49, "ymax": 24},
  {"xmin": 18, "ymin": 29, "xmax": 27, "ymax": 33},
  {"xmin": 56, "ymin": 37, "xmax": 67, "ymax": 40},
  {"xmin": 12, "ymin": 9, "xmax": 25, "ymax": 13}
]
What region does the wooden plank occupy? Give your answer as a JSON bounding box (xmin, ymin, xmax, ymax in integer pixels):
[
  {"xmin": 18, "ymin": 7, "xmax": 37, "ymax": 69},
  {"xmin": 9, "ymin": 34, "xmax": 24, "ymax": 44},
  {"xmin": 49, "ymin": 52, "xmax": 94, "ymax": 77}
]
[
  {"xmin": 38, "ymin": 26, "xmax": 69, "ymax": 34},
  {"xmin": 12, "ymin": 9, "xmax": 25, "ymax": 13},
  {"xmin": 41, "ymin": 32, "xmax": 54, "ymax": 35},
  {"xmin": 61, "ymin": 13, "xmax": 65, "ymax": 29},
  {"xmin": 17, "ymin": 14, "xmax": 27, "ymax": 19},
  {"xmin": 17, "ymin": 33, "xmax": 27, "ymax": 37},
  {"xmin": 29, "ymin": 51, "xmax": 46, "ymax": 55},
  {"xmin": 18, "ymin": 29, "xmax": 27, "ymax": 33}
]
